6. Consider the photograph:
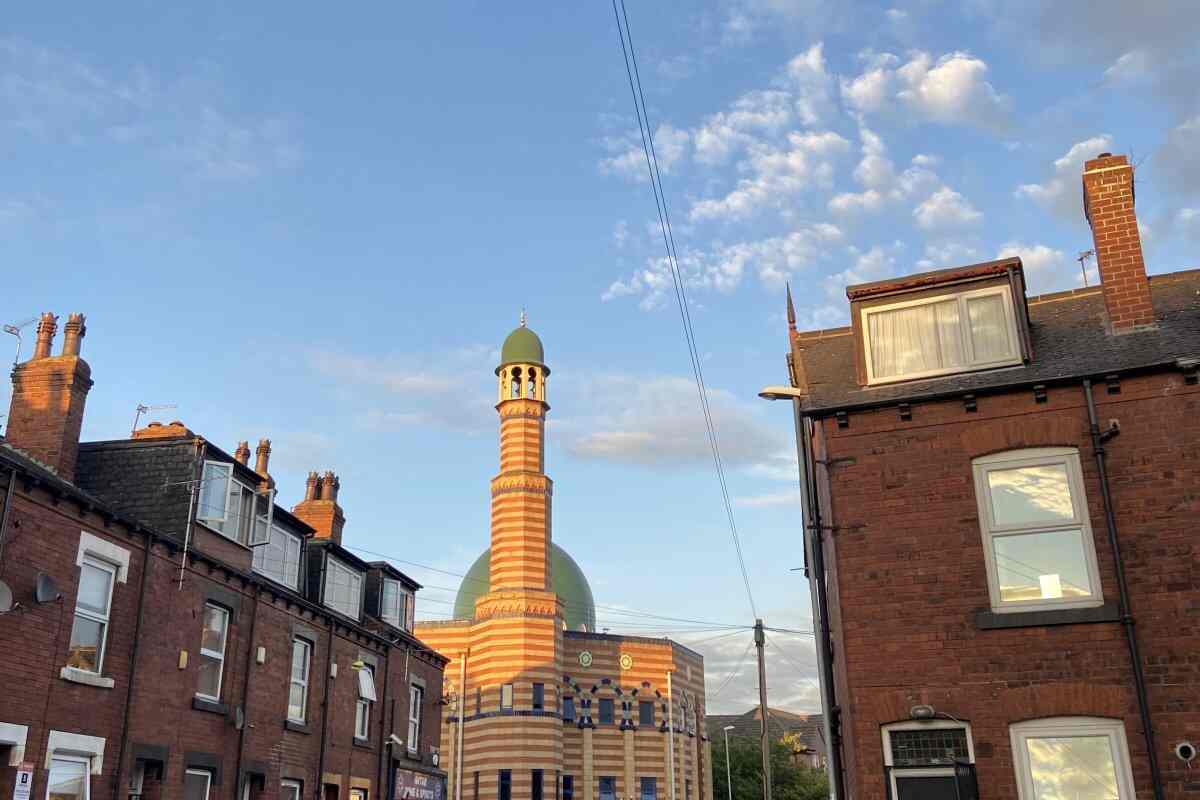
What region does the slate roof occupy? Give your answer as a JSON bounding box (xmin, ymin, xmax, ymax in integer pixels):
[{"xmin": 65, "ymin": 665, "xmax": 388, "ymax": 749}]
[
  {"xmin": 792, "ymin": 269, "xmax": 1200, "ymax": 414},
  {"xmin": 706, "ymin": 707, "xmax": 824, "ymax": 754}
]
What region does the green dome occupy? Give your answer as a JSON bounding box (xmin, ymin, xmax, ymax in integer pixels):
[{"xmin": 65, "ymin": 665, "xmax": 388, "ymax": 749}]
[
  {"xmin": 498, "ymin": 325, "xmax": 545, "ymax": 370},
  {"xmin": 454, "ymin": 544, "xmax": 597, "ymax": 632}
]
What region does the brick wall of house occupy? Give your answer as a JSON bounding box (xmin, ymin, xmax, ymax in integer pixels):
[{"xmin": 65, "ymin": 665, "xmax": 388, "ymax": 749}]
[
  {"xmin": 812, "ymin": 370, "xmax": 1200, "ymax": 798},
  {"xmin": 0, "ymin": 465, "xmax": 446, "ymax": 800}
]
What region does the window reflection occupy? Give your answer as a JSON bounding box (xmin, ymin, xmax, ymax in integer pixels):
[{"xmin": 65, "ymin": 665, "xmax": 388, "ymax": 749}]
[
  {"xmin": 1026, "ymin": 735, "xmax": 1119, "ymax": 799},
  {"xmin": 987, "ymin": 464, "xmax": 1074, "ymax": 526}
]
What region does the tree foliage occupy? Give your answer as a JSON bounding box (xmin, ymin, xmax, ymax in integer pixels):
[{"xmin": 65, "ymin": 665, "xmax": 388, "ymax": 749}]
[{"xmin": 711, "ymin": 737, "xmax": 828, "ymax": 800}]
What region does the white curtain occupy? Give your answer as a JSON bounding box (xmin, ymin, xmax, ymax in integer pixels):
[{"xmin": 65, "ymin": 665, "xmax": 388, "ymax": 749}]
[
  {"xmin": 869, "ymin": 299, "xmax": 963, "ymax": 378},
  {"xmin": 967, "ymin": 294, "xmax": 1011, "ymax": 362}
]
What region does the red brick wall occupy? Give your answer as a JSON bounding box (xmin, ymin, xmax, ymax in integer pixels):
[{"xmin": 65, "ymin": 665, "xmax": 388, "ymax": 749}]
[
  {"xmin": 813, "ymin": 371, "xmax": 1200, "ymax": 798},
  {"xmin": 1083, "ymin": 153, "xmax": 1155, "ymax": 332},
  {"xmin": 0, "ymin": 474, "xmax": 445, "ymax": 800}
]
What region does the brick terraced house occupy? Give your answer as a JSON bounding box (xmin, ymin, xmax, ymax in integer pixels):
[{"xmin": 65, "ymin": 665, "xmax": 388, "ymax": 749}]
[
  {"xmin": 415, "ymin": 322, "xmax": 711, "ymax": 800},
  {"xmin": 0, "ymin": 315, "xmax": 446, "ymax": 800},
  {"xmin": 774, "ymin": 152, "xmax": 1200, "ymax": 798}
]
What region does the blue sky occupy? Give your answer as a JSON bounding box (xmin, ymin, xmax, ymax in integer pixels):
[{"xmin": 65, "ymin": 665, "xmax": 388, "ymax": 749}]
[{"xmin": 2, "ymin": 1, "xmax": 1197, "ymax": 714}]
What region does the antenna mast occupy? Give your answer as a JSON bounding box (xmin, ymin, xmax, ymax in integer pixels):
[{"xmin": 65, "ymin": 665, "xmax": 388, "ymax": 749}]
[
  {"xmin": 2, "ymin": 316, "xmax": 38, "ymax": 367},
  {"xmin": 131, "ymin": 403, "xmax": 178, "ymax": 436},
  {"xmin": 1077, "ymin": 250, "xmax": 1095, "ymax": 287}
]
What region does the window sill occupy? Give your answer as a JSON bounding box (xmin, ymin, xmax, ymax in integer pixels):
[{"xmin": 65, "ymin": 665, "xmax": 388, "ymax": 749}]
[
  {"xmin": 192, "ymin": 696, "xmax": 229, "ymax": 715},
  {"xmin": 285, "ymin": 720, "xmax": 311, "ymax": 734},
  {"xmin": 60, "ymin": 666, "xmax": 115, "ymax": 689},
  {"xmin": 352, "ymin": 737, "xmax": 373, "ymax": 750},
  {"xmin": 195, "ymin": 520, "xmax": 253, "ymax": 551},
  {"xmin": 404, "ymin": 748, "xmax": 423, "ymax": 762},
  {"xmin": 975, "ymin": 601, "xmax": 1120, "ymax": 630}
]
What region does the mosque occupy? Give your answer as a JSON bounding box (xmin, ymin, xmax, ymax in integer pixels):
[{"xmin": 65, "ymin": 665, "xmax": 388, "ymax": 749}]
[{"xmin": 414, "ymin": 320, "xmax": 711, "ymax": 800}]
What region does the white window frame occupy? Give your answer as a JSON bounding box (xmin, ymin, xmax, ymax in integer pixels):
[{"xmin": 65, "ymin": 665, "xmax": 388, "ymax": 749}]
[
  {"xmin": 184, "ymin": 768, "xmax": 213, "ymax": 800},
  {"xmin": 882, "ymin": 720, "xmax": 974, "ymax": 797},
  {"xmin": 324, "ymin": 557, "xmax": 363, "ymax": 620},
  {"xmin": 251, "ymin": 524, "xmax": 303, "ymax": 589},
  {"xmin": 46, "ymin": 754, "xmax": 92, "ymax": 800},
  {"xmin": 280, "ymin": 780, "xmax": 303, "ymax": 800},
  {"xmin": 1010, "ymin": 717, "xmax": 1135, "ymax": 800},
  {"xmin": 196, "ymin": 460, "xmax": 273, "ymax": 547},
  {"xmin": 973, "ymin": 448, "xmax": 1104, "ymax": 613},
  {"xmin": 381, "ymin": 579, "xmax": 415, "ymax": 632},
  {"xmin": 407, "ymin": 684, "xmax": 423, "ymax": 754},
  {"xmin": 500, "ymin": 683, "xmax": 513, "ymax": 711},
  {"xmin": 862, "ymin": 285, "xmax": 1021, "ymax": 385},
  {"xmin": 288, "ymin": 638, "xmax": 311, "ymax": 723},
  {"xmin": 195, "ymin": 603, "xmax": 230, "ymax": 702},
  {"xmin": 355, "ymin": 664, "xmax": 374, "ymax": 739},
  {"xmin": 67, "ymin": 555, "xmax": 119, "ymax": 675}
]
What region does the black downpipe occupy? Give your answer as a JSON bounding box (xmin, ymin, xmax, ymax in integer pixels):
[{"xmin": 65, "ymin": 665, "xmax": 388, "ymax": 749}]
[
  {"xmin": 317, "ymin": 557, "xmax": 334, "ymax": 800},
  {"xmin": 1083, "ymin": 378, "xmax": 1164, "ymax": 800},
  {"xmin": 235, "ymin": 590, "xmax": 261, "ymax": 797},
  {"xmin": 793, "ymin": 405, "xmax": 846, "ymax": 799},
  {"xmin": 112, "ymin": 530, "xmax": 153, "ymax": 800},
  {"xmin": 0, "ymin": 467, "xmax": 16, "ymax": 569}
]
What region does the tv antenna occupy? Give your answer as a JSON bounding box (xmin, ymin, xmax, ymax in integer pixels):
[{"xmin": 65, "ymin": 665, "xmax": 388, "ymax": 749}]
[
  {"xmin": 1076, "ymin": 250, "xmax": 1095, "ymax": 287},
  {"xmin": 2, "ymin": 316, "xmax": 39, "ymax": 366},
  {"xmin": 131, "ymin": 403, "xmax": 178, "ymax": 436}
]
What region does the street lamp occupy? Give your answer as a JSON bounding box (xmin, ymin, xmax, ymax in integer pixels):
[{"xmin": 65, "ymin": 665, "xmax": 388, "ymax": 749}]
[
  {"xmin": 723, "ymin": 725, "xmax": 736, "ymax": 800},
  {"xmin": 758, "ymin": 385, "xmax": 839, "ymax": 800}
]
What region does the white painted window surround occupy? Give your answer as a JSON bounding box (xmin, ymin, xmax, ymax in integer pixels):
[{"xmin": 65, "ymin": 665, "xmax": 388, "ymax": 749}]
[
  {"xmin": 1010, "ymin": 717, "xmax": 1135, "ymax": 800},
  {"xmin": 0, "ymin": 722, "xmax": 28, "ymax": 765},
  {"xmin": 45, "ymin": 730, "xmax": 106, "ymax": 774},
  {"xmin": 76, "ymin": 532, "xmax": 130, "ymax": 584}
]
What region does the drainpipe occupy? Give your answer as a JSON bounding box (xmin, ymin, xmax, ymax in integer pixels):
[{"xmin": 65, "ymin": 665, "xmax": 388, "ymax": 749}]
[
  {"xmin": 112, "ymin": 532, "xmax": 153, "ymax": 800},
  {"xmin": 457, "ymin": 649, "xmax": 467, "ymax": 800},
  {"xmin": 235, "ymin": 590, "xmax": 261, "ymax": 798},
  {"xmin": 376, "ymin": 643, "xmax": 391, "ymax": 800},
  {"xmin": 317, "ymin": 555, "xmax": 334, "ymax": 800},
  {"xmin": 792, "ymin": 405, "xmax": 844, "ymax": 800},
  {"xmin": 1082, "ymin": 379, "xmax": 1164, "ymax": 800},
  {"xmin": 0, "ymin": 467, "xmax": 16, "ymax": 569}
]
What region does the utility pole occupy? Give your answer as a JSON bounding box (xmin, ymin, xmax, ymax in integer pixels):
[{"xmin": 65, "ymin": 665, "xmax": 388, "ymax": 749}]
[{"xmin": 754, "ymin": 619, "xmax": 772, "ymax": 800}]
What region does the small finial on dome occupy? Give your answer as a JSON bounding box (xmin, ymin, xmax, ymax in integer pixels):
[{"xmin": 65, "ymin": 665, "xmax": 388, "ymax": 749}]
[{"xmin": 519, "ymin": 307, "xmax": 527, "ymax": 328}]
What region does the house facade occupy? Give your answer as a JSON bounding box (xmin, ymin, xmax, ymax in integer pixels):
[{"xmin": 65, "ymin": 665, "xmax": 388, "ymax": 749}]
[
  {"xmin": 414, "ymin": 322, "xmax": 712, "ymax": 800},
  {"xmin": 782, "ymin": 152, "xmax": 1200, "ymax": 798},
  {"xmin": 0, "ymin": 315, "xmax": 446, "ymax": 800}
]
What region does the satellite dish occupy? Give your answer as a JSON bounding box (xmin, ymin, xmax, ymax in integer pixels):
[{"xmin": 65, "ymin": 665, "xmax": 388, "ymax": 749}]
[
  {"xmin": 35, "ymin": 573, "xmax": 61, "ymax": 603},
  {"xmin": 0, "ymin": 580, "xmax": 13, "ymax": 613}
]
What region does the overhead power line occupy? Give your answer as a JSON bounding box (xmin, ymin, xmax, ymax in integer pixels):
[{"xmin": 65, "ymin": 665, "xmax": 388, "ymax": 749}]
[{"xmin": 610, "ymin": 0, "xmax": 758, "ymax": 620}]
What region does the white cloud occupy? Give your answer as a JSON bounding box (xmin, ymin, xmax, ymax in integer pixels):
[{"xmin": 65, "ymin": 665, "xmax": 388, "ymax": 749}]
[
  {"xmin": 913, "ymin": 186, "xmax": 983, "ymax": 230},
  {"xmin": 916, "ymin": 240, "xmax": 982, "ymax": 269},
  {"xmin": 995, "ymin": 241, "xmax": 1090, "ymax": 292},
  {"xmin": 603, "ymin": 223, "xmax": 843, "ymax": 307},
  {"xmin": 827, "ymin": 127, "xmax": 940, "ymax": 219},
  {"xmin": 784, "ymin": 43, "xmax": 835, "ymax": 126},
  {"xmin": 562, "ymin": 375, "xmax": 787, "ymax": 469},
  {"xmin": 0, "ymin": 38, "xmax": 301, "ymax": 182},
  {"xmin": 613, "ymin": 219, "xmax": 630, "ymax": 248},
  {"xmin": 693, "ymin": 90, "xmax": 794, "ymax": 165},
  {"xmin": 690, "ymin": 131, "xmax": 849, "ymax": 221},
  {"xmin": 1015, "ymin": 134, "xmax": 1113, "ymax": 220},
  {"xmin": 600, "ymin": 123, "xmax": 689, "ymax": 181},
  {"xmin": 1156, "ymin": 115, "xmax": 1200, "ymax": 197},
  {"xmin": 1103, "ymin": 50, "xmax": 1151, "ymax": 84},
  {"xmin": 841, "ymin": 50, "xmax": 1011, "ymax": 131},
  {"xmin": 734, "ymin": 489, "xmax": 801, "ymax": 508}
]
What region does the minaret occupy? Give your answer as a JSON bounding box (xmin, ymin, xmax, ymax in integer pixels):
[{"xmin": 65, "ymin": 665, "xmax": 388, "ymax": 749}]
[{"xmin": 487, "ymin": 311, "xmax": 553, "ymax": 594}]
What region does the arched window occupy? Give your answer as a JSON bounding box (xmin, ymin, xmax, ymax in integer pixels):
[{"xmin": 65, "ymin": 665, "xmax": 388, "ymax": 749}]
[
  {"xmin": 971, "ymin": 448, "xmax": 1102, "ymax": 613},
  {"xmin": 510, "ymin": 367, "xmax": 522, "ymax": 400},
  {"xmin": 1009, "ymin": 717, "xmax": 1134, "ymax": 799}
]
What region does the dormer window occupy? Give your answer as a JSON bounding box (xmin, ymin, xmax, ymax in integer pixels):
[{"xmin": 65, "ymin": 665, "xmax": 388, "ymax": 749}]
[
  {"xmin": 196, "ymin": 460, "xmax": 273, "ymax": 547},
  {"xmin": 381, "ymin": 578, "xmax": 415, "ymax": 632},
  {"xmin": 862, "ymin": 286, "xmax": 1020, "ymax": 384},
  {"xmin": 324, "ymin": 555, "xmax": 363, "ymax": 620}
]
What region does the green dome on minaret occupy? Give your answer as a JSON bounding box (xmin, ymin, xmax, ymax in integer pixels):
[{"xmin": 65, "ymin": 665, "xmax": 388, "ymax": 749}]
[
  {"xmin": 454, "ymin": 544, "xmax": 597, "ymax": 632},
  {"xmin": 497, "ymin": 312, "xmax": 547, "ymax": 372}
]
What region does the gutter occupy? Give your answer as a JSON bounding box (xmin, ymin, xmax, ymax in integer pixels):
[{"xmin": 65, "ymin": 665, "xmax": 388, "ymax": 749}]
[
  {"xmin": 791, "ymin": 404, "xmax": 845, "ymax": 800},
  {"xmin": 1082, "ymin": 379, "xmax": 1165, "ymax": 800}
]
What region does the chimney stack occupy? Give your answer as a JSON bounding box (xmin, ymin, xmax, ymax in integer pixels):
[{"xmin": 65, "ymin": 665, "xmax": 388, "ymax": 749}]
[
  {"xmin": 292, "ymin": 469, "xmax": 346, "ymax": 545},
  {"xmin": 4, "ymin": 311, "xmax": 93, "ymax": 481},
  {"xmin": 1082, "ymin": 152, "xmax": 1156, "ymax": 332},
  {"xmin": 254, "ymin": 439, "xmax": 272, "ymax": 477},
  {"xmin": 234, "ymin": 441, "xmax": 251, "ymax": 466}
]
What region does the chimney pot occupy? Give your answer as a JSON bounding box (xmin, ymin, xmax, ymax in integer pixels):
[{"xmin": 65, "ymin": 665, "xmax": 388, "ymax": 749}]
[
  {"xmin": 320, "ymin": 470, "xmax": 340, "ymax": 502},
  {"xmin": 254, "ymin": 438, "xmax": 272, "ymax": 477},
  {"xmin": 61, "ymin": 313, "xmax": 86, "ymax": 357},
  {"xmin": 304, "ymin": 471, "xmax": 319, "ymax": 501},
  {"xmin": 32, "ymin": 313, "xmax": 58, "ymax": 360},
  {"xmin": 234, "ymin": 441, "xmax": 251, "ymax": 465}
]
